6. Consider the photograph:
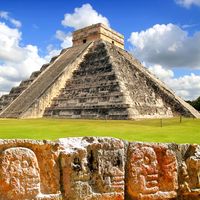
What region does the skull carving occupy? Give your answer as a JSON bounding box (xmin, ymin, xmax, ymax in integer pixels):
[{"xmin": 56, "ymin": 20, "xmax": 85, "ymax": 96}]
[
  {"xmin": 0, "ymin": 147, "xmax": 40, "ymax": 200},
  {"xmin": 127, "ymin": 146, "xmax": 159, "ymax": 198},
  {"xmin": 180, "ymin": 145, "xmax": 200, "ymax": 199},
  {"xmin": 127, "ymin": 144, "xmax": 178, "ymax": 200}
]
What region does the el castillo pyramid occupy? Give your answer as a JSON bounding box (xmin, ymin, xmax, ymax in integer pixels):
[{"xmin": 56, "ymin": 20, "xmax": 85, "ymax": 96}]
[{"xmin": 0, "ymin": 23, "xmax": 199, "ymax": 119}]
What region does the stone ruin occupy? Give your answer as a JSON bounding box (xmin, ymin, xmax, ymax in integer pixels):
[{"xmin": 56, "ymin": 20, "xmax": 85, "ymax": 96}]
[
  {"xmin": 0, "ymin": 23, "xmax": 199, "ymax": 119},
  {"xmin": 0, "ymin": 137, "xmax": 199, "ymax": 200}
]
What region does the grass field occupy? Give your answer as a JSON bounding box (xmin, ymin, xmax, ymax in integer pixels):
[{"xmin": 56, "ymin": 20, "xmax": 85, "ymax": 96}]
[{"xmin": 0, "ymin": 117, "xmax": 199, "ymax": 144}]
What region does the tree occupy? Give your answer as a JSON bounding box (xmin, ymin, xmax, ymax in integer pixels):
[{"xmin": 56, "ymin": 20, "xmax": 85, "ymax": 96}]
[{"xmin": 187, "ymin": 97, "xmax": 200, "ymax": 111}]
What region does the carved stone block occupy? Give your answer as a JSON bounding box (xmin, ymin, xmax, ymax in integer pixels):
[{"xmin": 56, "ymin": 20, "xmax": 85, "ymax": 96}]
[
  {"xmin": 0, "ymin": 147, "xmax": 40, "ymax": 200},
  {"xmin": 60, "ymin": 137, "xmax": 125, "ymax": 200},
  {"xmin": 126, "ymin": 143, "xmax": 178, "ymax": 200},
  {"xmin": 0, "ymin": 142, "xmax": 62, "ymax": 200},
  {"xmin": 179, "ymin": 144, "xmax": 200, "ymax": 200}
]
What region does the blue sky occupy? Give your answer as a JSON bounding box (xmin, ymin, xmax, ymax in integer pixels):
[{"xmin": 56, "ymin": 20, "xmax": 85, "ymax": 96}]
[{"xmin": 0, "ymin": 0, "xmax": 200, "ymax": 100}]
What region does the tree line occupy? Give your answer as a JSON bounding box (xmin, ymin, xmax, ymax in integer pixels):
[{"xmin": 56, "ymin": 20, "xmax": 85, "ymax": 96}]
[{"xmin": 186, "ymin": 96, "xmax": 200, "ymax": 111}]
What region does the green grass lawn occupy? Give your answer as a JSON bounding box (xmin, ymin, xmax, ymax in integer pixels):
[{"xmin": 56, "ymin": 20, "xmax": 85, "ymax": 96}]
[{"xmin": 0, "ymin": 117, "xmax": 199, "ymax": 144}]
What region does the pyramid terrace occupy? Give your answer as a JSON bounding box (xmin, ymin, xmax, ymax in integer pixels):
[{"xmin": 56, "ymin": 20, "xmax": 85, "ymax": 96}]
[{"xmin": 0, "ymin": 24, "xmax": 199, "ymax": 119}]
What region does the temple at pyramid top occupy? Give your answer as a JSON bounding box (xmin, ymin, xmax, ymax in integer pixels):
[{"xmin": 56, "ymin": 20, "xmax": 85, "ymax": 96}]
[
  {"xmin": 0, "ymin": 23, "xmax": 199, "ymax": 119},
  {"xmin": 72, "ymin": 23, "xmax": 124, "ymax": 49}
]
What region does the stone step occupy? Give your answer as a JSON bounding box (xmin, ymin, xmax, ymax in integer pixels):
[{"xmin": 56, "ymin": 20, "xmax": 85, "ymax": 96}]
[
  {"xmin": 61, "ymin": 80, "xmax": 120, "ymax": 91},
  {"xmin": 54, "ymin": 92, "xmax": 123, "ymax": 101},
  {"xmin": 69, "ymin": 72, "xmax": 116, "ymax": 84},
  {"xmin": 73, "ymin": 64, "xmax": 113, "ymax": 76},
  {"xmin": 60, "ymin": 85, "xmax": 120, "ymax": 95},
  {"xmin": 45, "ymin": 103, "xmax": 129, "ymax": 111}
]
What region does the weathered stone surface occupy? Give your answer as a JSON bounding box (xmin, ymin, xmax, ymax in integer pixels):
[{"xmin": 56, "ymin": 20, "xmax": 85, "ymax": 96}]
[
  {"xmin": 0, "ymin": 147, "xmax": 40, "ymax": 200},
  {"xmin": 73, "ymin": 23, "xmax": 124, "ymax": 49},
  {"xmin": 0, "ymin": 137, "xmax": 199, "ymax": 200},
  {"xmin": 0, "ymin": 139, "xmax": 62, "ymax": 200},
  {"xmin": 0, "ymin": 63, "xmax": 51, "ymax": 113},
  {"xmin": 44, "ymin": 42, "xmax": 129, "ymax": 119},
  {"xmin": 59, "ymin": 137, "xmax": 125, "ymax": 200},
  {"xmin": 179, "ymin": 144, "xmax": 200, "ymax": 200},
  {"xmin": 0, "ymin": 43, "xmax": 92, "ymax": 118},
  {"xmin": 126, "ymin": 143, "xmax": 178, "ymax": 200}
]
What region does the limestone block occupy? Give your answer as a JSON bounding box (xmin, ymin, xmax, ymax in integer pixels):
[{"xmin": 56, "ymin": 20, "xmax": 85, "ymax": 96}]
[
  {"xmin": 59, "ymin": 137, "xmax": 125, "ymax": 200},
  {"xmin": 179, "ymin": 144, "xmax": 200, "ymax": 200},
  {"xmin": 126, "ymin": 143, "xmax": 178, "ymax": 200},
  {"xmin": 0, "ymin": 140, "xmax": 62, "ymax": 200},
  {"xmin": 0, "ymin": 147, "xmax": 40, "ymax": 200}
]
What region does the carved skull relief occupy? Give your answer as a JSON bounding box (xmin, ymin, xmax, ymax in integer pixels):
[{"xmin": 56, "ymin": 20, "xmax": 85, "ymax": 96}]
[
  {"xmin": 180, "ymin": 145, "xmax": 200, "ymax": 199},
  {"xmin": 128, "ymin": 146, "xmax": 159, "ymax": 198},
  {"xmin": 127, "ymin": 144, "xmax": 178, "ymax": 200},
  {"xmin": 0, "ymin": 147, "xmax": 40, "ymax": 200}
]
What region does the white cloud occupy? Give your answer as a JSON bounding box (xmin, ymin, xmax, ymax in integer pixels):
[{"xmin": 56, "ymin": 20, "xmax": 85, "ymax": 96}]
[
  {"xmin": 148, "ymin": 65, "xmax": 200, "ymax": 100},
  {"xmin": 0, "ymin": 91, "xmax": 8, "ymax": 96},
  {"xmin": 128, "ymin": 23, "xmax": 200, "ymax": 69},
  {"xmin": 0, "ymin": 22, "xmax": 46, "ymax": 94},
  {"xmin": 56, "ymin": 30, "xmax": 72, "ymax": 48},
  {"xmin": 169, "ymin": 73, "xmax": 200, "ymax": 100},
  {"xmin": 0, "ymin": 22, "xmax": 24, "ymax": 62},
  {"xmin": 175, "ymin": 0, "xmax": 200, "ymax": 8},
  {"xmin": 182, "ymin": 24, "xmax": 198, "ymax": 29},
  {"xmin": 0, "ymin": 11, "xmax": 21, "ymax": 28},
  {"xmin": 148, "ymin": 64, "xmax": 174, "ymax": 81},
  {"xmin": 61, "ymin": 3, "xmax": 110, "ymax": 30},
  {"xmin": 45, "ymin": 45, "xmax": 61, "ymax": 61},
  {"xmin": 44, "ymin": 30, "xmax": 72, "ymax": 62},
  {"xmin": 129, "ymin": 24, "xmax": 200, "ymax": 100}
]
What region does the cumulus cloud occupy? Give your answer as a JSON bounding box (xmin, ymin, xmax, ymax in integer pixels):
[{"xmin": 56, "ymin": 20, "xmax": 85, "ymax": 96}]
[
  {"xmin": 44, "ymin": 31, "xmax": 72, "ymax": 62},
  {"xmin": 44, "ymin": 44, "xmax": 61, "ymax": 61},
  {"xmin": 148, "ymin": 65, "xmax": 200, "ymax": 100},
  {"xmin": 175, "ymin": 0, "xmax": 200, "ymax": 8},
  {"xmin": 129, "ymin": 23, "xmax": 200, "ymax": 69},
  {"xmin": 61, "ymin": 3, "xmax": 110, "ymax": 30},
  {"xmin": 0, "ymin": 22, "xmax": 46, "ymax": 94},
  {"xmin": 55, "ymin": 30, "xmax": 72, "ymax": 48},
  {"xmin": 169, "ymin": 73, "xmax": 200, "ymax": 100},
  {"xmin": 0, "ymin": 11, "xmax": 21, "ymax": 27},
  {"xmin": 129, "ymin": 24, "xmax": 200, "ymax": 99},
  {"xmin": 148, "ymin": 64, "xmax": 174, "ymax": 81}
]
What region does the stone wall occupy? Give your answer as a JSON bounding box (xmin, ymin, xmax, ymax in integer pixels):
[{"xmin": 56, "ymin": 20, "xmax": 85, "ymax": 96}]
[
  {"xmin": 72, "ymin": 23, "xmax": 124, "ymax": 49},
  {"xmin": 0, "ymin": 137, "xmax": 199, "ymax": 200}
]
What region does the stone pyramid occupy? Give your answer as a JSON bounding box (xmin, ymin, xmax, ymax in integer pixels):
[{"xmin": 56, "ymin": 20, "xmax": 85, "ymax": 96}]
[{"xmin": 0, "ymin": 23, "xmax": 199, "ymax": 119}]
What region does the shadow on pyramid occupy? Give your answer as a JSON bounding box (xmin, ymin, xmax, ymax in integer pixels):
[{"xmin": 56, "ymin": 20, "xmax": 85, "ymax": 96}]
[{"xmin": 0, "ymin": 23, "xmax": 199, "ymax": 119}]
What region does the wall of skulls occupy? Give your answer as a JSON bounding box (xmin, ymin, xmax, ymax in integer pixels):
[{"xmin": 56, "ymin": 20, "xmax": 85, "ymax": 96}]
[{"xmin": 0, "ymin": 137, "xmax": 199, "ymax": 200}]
